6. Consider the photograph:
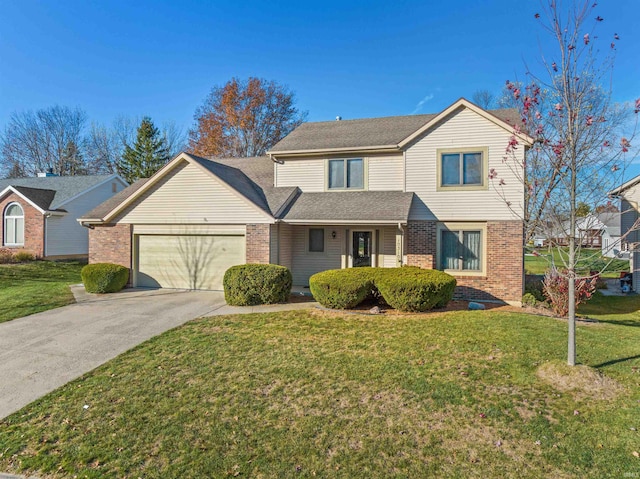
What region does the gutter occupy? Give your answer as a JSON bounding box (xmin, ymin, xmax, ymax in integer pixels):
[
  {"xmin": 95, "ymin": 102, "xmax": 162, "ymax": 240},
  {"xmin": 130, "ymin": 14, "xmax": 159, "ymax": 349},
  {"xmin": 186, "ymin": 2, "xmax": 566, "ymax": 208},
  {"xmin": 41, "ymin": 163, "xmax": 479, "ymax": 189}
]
[{"xmin": 268, "ymin": 144, "xmax": 401, "ymax": 159}]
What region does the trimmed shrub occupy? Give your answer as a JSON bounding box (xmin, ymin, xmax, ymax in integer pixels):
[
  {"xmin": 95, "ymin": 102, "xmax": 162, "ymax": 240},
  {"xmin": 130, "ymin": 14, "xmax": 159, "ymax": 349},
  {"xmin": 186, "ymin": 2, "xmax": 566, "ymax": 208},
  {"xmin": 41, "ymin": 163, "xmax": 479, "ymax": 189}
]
[
  {"xmin": 224, "ymin": 264, "xmax": 292, "ymax": 306},
  {"xmin": 309, "ymin": 267, "xmax": 456, "ymax": 312},
  {"xmin": 375, "ymin": 268, "xmax": 456, "ymax": 312},
  {"xmin": 13, "ymin": 250, "xmax": 35, "ymax": 262},
  {"xmin": 521, "ymin": 292, "xmax": 538, "ymax": 307},
  {"xmin": 309, "ymin": 268, "xmax": 377, "ymax": 309},
  {"xmin": 81, "ymin": 263, "xmax": 129, "ymax": 294}
]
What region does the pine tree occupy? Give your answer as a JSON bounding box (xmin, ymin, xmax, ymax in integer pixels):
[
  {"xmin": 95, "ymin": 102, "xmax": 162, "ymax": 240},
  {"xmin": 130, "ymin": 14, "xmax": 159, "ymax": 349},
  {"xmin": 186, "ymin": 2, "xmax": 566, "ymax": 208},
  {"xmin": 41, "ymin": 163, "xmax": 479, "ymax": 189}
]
[{"xmin": 118, "ymin": 117, "xmax": 170, "ymax": 183}]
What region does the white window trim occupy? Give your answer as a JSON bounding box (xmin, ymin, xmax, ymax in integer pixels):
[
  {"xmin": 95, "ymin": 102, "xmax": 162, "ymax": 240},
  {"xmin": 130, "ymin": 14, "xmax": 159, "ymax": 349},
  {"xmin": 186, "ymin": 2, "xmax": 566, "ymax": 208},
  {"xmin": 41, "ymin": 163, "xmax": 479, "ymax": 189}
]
[
  {"xmin": 4, "ymin": 202, "xmax": 25, "ymax": 247},
  {"xmin": 325, "ymin": 158, "xmax": 367, "ymax": 191},
  {"xmin": 436, "ymin": 147, "xmax": 488, "ymax": 191},
  {"xmin": 436, "ymin": 222, "xmax": 487, "ymax": 276}
]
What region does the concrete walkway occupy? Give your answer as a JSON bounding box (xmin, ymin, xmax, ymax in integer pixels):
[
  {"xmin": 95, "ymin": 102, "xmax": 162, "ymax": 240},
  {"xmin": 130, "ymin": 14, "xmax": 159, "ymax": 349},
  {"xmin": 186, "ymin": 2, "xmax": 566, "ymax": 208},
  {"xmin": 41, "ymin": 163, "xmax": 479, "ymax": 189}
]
[{"xmin": 0, "ymin": 286, "xmax": 317, "ymax": 420}]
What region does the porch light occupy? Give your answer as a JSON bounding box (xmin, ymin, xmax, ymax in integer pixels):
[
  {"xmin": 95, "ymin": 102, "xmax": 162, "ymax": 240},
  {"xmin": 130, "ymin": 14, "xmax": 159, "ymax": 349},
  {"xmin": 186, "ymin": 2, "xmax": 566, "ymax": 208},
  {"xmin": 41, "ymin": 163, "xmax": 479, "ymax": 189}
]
[{"xmin": 331, "ymin": 231, "xmax": 337, "ymax": 239}]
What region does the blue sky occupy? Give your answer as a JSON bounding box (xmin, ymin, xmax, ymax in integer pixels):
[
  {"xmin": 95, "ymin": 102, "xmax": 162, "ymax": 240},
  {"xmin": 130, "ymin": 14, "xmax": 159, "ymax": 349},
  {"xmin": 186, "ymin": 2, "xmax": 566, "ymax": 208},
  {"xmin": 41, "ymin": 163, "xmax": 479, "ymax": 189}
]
[{"xmin": 0, "ymin": 1, "xmax": 637, "ymax": 141}]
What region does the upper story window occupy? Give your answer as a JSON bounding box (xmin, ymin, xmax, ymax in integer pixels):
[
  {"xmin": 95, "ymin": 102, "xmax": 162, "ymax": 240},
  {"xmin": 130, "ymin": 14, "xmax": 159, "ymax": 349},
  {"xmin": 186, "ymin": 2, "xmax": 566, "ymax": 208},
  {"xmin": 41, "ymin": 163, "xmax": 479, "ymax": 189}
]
[
  {"xmin": 4, "ymin": 202, "xmax": 24, "ymax": 246},
  {"xmin": 328, "ymin": 158, "xmax": 364, "ymax": 190},
  {"xmin": 438, "ymin": 148, "xmax": 488, "ymax": 190}
]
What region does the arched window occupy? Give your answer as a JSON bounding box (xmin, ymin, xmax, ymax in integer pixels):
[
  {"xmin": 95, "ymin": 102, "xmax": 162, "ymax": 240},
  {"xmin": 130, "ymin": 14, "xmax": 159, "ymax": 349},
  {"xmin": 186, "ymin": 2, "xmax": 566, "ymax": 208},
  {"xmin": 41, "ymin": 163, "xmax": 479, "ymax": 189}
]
[{"xmin": 4, "ymin": 203, "xmax": 24, "ymax": 246}]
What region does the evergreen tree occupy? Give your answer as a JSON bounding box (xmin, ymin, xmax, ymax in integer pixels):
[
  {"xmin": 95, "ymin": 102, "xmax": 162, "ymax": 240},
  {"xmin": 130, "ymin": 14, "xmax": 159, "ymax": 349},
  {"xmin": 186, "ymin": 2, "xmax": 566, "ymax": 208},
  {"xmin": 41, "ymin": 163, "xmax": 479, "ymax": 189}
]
[{"xmin": 118, "ymin": 117, "xmax": 170, "ymax": 183}]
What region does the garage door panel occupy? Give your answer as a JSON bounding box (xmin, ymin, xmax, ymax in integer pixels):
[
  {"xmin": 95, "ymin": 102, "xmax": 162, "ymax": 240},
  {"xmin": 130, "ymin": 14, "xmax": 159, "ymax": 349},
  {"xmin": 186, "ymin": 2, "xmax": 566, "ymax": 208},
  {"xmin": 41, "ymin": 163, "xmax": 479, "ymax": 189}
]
[{"xmin": 137, "ymin": 235, "xmax": 245, "ymax": 290}]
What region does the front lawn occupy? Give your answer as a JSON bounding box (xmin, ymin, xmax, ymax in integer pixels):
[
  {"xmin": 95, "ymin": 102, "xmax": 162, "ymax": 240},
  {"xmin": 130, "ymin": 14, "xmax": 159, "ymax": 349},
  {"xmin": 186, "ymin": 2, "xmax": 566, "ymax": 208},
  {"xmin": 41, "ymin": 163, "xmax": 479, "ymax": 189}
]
[
  {"xmin": 0, "ymin": 304, "xmax": 639, "ymax": 478},
  {"xmin": 0, "ymin": 261, "xmax": 84, "ymax": 323},
  {"xmin": 525, "ymin": 247, "xmax": 628, "ymax": 278}
]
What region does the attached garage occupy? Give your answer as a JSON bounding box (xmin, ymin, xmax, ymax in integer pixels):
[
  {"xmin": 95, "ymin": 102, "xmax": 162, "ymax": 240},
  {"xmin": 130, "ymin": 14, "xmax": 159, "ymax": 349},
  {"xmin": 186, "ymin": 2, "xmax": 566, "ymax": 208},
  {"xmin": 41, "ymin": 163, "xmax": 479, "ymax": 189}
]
[{"xmin": 135, "ymin": 234, "xmax": 245, "ymax": 290}]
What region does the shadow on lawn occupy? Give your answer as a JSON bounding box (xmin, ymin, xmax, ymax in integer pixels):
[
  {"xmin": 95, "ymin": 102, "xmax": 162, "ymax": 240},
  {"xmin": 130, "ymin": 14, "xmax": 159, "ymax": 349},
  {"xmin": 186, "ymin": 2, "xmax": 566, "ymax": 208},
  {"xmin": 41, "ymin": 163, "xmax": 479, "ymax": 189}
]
[{"xmin": 592, "ymin": 353, "xmax": 640, "ymax": 368}]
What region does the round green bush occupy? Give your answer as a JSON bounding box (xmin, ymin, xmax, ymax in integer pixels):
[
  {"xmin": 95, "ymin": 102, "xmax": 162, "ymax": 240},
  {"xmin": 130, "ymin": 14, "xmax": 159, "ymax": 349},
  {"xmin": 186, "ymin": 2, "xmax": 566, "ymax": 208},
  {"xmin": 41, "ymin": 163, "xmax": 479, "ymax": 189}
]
[
  {"xmin": 224, "ymin": 264, "xmax": 292, "ymax": 306},
  {"xmin": 521, "ymin": 292, "xmax": 538, "ymax": 307},
  {"xmin": 309, "ymin": 268, "xmax": 377, "ymax": 309},
  {"xmin": 81, "ymin": 263, "xmax": 129, "ymax": 294},
  {"xmin": 375, "ymin": 268, "xmax": 456, "ymax": 312},
  {"xmin": 309, "ymin": 267, "xmax": 456, "ymax": 312}
]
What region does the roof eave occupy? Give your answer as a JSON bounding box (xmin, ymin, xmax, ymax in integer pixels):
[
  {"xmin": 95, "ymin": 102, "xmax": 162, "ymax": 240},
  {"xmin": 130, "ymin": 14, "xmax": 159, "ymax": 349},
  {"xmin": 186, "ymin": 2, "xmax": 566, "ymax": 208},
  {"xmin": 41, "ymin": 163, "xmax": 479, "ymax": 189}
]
[
  {"xmin": 282, "ymin": 219, "xmax": 408, "ymax": 225},
  {"xmin": 267, "ymin": 145, "xmax": 400, "ymax": 158}
]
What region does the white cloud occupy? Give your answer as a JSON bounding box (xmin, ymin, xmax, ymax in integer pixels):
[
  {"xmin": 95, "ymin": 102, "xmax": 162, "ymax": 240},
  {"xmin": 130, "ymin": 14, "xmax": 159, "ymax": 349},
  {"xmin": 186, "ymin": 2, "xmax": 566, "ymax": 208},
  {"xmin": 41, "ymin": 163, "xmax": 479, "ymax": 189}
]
[{"xmin": 411, "ymin": 93, "xmax": 435, "ymax": 114}]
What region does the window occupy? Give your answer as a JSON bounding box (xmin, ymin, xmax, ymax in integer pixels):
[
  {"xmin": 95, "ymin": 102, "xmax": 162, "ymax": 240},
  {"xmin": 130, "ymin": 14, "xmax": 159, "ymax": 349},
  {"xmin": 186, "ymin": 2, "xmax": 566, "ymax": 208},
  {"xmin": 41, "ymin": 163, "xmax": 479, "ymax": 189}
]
[
  {"xmin": 328, "ymin": 158, "xmax": 364, "ymax": 190},
  {"xmin": 309, "ymin": 228, "xmax": 325, "ymax": 252},
  {"xmin": 4, "ymin": 203, "xmax": 24, "ymax": 246},
  {"xmin": 440, "ymin": 228, "xmax": 482, "ymax": 272},
  {"xmin": 439, "ymin": 150, "xmax": 485, "ymax": 188}
]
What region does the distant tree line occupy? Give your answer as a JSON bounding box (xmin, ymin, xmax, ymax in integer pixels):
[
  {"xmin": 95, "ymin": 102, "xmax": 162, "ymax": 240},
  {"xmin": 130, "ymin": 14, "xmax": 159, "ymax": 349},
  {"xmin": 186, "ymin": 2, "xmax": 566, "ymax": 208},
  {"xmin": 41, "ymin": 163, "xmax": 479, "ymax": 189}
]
[{"xmin": 0, "ymin": 77, "xmax": 307, "ymax": 181}]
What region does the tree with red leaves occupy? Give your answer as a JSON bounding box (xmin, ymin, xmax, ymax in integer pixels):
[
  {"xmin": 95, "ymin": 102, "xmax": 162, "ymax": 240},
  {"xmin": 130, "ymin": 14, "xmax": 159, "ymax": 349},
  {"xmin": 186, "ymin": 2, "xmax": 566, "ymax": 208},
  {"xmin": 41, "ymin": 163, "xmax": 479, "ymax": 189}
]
[{"xmin": 491, "ymin": 1, "xmax": 639, "ymax": 366}]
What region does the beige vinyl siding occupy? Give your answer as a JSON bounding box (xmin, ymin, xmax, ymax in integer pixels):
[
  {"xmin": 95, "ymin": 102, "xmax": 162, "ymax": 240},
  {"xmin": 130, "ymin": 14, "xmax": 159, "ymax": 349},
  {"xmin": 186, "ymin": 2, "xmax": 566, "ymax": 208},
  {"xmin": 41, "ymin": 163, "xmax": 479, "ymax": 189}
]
[
  {"xmin": 278, "ymin": 223, "xmax": 293, "ymax": 269},
  {"xmin": 275, "ymin": 159, "xmax": 325, "ymax": 192},
  {"xmin": 290, "ymin": 225, "xmax": 344, "ymax": 285},
  {"xmin": 118, "ymin": 161, "xmax": 272, "ymax": 224},
  {"xmin": 405, "ymin": 107, "xmax": 524, "ymax": 221},
  {"xmin": 381, "ymin": 226, "xmax": 399, "ymax": 267},
  {"xmin": 368, "ymin": 155, "xmax": 403, "ymax": 191},
  {"xmin": 46, "ymin": 179, "xmax": 126, "ymax": 257}
]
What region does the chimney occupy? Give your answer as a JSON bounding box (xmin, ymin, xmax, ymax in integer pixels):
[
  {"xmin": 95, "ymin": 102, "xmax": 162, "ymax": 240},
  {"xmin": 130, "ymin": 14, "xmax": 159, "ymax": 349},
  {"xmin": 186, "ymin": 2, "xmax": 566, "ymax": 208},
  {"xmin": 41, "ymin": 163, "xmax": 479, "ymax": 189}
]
[
  {"xmin": 336, "ymin": 116, "xmax": 342, "ymax": 121},
  {"xmin": 37, "ymin": 167, "xmax": 58, "ymax": 178}
]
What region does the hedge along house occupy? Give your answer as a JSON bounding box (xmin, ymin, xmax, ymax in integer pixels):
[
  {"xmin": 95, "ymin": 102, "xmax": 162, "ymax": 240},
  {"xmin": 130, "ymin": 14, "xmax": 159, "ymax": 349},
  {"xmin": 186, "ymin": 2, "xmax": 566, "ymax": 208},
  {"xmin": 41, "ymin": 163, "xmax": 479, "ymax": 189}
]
[
  {"xmin": 80, "ymin": 98, "xmax": 532, "ymax": 304},
  {"xmin": 0, "ymin": 174, "xmax": 128, "ymax": 259}
]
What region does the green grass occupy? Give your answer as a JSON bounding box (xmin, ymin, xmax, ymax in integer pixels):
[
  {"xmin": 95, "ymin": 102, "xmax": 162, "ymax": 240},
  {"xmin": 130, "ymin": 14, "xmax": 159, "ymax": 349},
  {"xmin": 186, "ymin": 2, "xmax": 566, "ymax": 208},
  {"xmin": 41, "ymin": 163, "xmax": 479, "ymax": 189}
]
[
  {"xmin": 0, "ymin": 260, "xmax": 84, "ymax": 323},
  {"xmin": 525, "ymin": 248, "xmax": 629, "ymax": 278},
  {"xmin": 0, "ymin": 305, "xmax": 639, "ymax": 478}
]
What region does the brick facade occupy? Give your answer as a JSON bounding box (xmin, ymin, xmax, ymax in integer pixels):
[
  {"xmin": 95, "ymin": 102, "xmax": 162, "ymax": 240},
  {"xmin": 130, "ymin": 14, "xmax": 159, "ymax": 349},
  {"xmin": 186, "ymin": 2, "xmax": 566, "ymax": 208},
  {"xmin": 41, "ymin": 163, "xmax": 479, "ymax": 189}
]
[
  {"xmin": 88, "ymin": 223, "xmax": 132, "ymax": 269},
  {"xmin": 0, "ymin": 193, "xmax": 45, "ymax": 257},
  {"xmin": 406, "ymin": 219, "xmax": 523, "ymax": 304},
  {"xmin": 245, "ymin": 223, "xmax": 272, "ymax": 263}
]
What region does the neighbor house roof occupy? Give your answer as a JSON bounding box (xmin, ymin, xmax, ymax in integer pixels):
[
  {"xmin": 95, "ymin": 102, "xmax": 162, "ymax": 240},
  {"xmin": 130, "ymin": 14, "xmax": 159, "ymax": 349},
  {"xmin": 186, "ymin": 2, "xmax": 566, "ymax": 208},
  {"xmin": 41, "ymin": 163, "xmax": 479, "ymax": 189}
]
[
  {"xmin": 0, "ymin": 175, "xmax": 123, "ymax": 211},
  {"xmin": 609, "ymin": 174, "xmax": 640, "ymax": 196},
  {"xmin": 81, "ymin": 178, "xmax": 152, "ymax": 221},
  {"xmin": 269, "ymin": 100, "xmax": 522, "ymax": 154},
  {"xmin": 596, "ymin": 212, "xmax": 622, "ymax": 236},
  {"xmin": 281, "ymin": 191, "xmax": 415, "ymax": 223}
]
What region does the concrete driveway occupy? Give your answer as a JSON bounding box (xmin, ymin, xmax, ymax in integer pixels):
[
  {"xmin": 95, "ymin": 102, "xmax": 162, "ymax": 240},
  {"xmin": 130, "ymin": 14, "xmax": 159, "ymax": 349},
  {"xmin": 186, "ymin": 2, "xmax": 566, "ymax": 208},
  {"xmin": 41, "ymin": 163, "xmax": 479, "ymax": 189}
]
[{"xmin": 0, "ymin": 287, "xmax": 228, "ymax": 420}]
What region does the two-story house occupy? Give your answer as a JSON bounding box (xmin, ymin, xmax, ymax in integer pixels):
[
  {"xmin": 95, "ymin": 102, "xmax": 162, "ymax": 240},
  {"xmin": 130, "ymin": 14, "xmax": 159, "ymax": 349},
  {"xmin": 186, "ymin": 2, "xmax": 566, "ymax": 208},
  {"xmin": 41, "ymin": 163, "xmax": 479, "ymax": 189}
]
[{"xmin": 80, "ymin": 99, "xmax": 531, "ymax": 304}]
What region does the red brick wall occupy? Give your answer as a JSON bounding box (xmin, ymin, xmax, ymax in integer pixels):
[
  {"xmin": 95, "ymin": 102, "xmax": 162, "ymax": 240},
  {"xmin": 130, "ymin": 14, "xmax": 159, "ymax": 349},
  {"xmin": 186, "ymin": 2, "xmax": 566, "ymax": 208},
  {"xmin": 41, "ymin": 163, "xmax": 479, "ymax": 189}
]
[
  {"xmin": 406, "ymin": 220, "xmax": 437, "ymax": 268},
  {"xmin": 406, "ymin": 220, "xmax": 523, "ymax": 304},
  {"xmin": 245, "ymin": 223, "xmax": 271, "ymax": 263},
  {"xmin": 88, "ymin": 223, "xmax": 132, "ymax": 269},
  {"xmin": 0, "ymin": 193, "xmax": 45, "ymax": 257}
]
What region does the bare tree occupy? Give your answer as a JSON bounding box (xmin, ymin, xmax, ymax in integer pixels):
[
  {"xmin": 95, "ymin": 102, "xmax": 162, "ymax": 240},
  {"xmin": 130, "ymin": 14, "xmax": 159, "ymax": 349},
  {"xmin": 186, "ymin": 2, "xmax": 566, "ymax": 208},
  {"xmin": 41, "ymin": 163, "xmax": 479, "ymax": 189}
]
[
  {"xmin": 1, "ymin": 105, "xmax": 88, "ymax": 177},
  {"xmin": 188, "ymin": 77, "xmax": 307, "ymax": 158},
  {"xmin": 491, "ymin": 1, "xmax": 639, "ymax": 365},
  {"xmin": 471, "ymin": 89, "xmax": 496, "ymax": 109}
]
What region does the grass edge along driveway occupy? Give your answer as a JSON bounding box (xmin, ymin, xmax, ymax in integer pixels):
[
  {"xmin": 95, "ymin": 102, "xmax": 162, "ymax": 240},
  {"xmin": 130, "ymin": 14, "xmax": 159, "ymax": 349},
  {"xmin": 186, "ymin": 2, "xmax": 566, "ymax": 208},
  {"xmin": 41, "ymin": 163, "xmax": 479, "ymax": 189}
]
[
  {"xmin": 0, "ymin": 261, "xmax": 84, "ymax": 323},
  {"xmin": 0, "ymin": 301, "xmax": 639, "ymax": 478}
]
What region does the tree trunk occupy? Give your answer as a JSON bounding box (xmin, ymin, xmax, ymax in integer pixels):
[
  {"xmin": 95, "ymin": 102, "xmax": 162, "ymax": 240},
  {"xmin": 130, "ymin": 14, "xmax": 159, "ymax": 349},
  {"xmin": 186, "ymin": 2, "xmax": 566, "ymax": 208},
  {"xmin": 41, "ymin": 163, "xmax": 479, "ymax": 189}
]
[{"xmin": 568, "ymin": 158, "xmax": 577, "ymax": 366}]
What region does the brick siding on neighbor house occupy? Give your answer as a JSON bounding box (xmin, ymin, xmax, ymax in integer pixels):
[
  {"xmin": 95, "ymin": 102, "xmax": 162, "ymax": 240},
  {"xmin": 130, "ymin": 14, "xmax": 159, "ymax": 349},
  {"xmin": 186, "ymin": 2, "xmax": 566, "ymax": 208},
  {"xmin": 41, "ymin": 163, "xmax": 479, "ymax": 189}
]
[
  {"xmin": 88, "ymin": 223, "xmax": 132, "ymax": 270},
  {"xmin": 246, "ymin": 223, "xmax": 271, "ymax": 263},
  {"xmin": 406, "ymin": 220, "xmax": 523, "ymax": 304},
  {"xmin": 0, "ymin": 193, "xmax": 45, "ymax": 257}
]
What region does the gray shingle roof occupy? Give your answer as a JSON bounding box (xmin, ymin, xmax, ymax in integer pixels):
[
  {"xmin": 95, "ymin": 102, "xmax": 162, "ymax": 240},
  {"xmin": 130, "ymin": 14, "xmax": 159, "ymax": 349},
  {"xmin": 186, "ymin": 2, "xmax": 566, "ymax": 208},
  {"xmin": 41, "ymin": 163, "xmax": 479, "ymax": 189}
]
[
  {"xmin": 191, "ymin": 155, "xmax": 298, "ymax": 216},
  {"xmin": 80, "ymin": 178, "xmax": 151, "ymax": 220},
  {"xmin": 281, "ymin": 191, "xmax": 414, "ymax": 222},
  {"xmin": 269, "ymin": 108, "xmax": 521, "ymax": 153},
  {"xmin": 0, "ymin": 175, "xmax": 118, "ymax": 210},
  {"xmin": 12, "ymin": 186, "xmax": 57, "ymax": 211}
]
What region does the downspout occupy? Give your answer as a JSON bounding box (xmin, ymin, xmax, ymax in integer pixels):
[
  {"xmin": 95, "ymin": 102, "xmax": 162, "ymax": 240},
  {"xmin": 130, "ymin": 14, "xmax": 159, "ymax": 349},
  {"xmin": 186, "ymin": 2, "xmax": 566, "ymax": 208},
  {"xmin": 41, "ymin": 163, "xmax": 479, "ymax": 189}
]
[{"xmin": 397, "ymin": 222, "xmax": 405, "ymax": 266}]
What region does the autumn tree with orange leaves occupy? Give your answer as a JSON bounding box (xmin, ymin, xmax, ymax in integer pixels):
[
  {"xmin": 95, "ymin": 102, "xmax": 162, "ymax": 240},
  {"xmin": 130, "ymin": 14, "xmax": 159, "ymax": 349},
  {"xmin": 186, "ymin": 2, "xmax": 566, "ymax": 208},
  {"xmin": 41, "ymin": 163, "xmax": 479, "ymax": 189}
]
[{"xmin": 188, "ymin": 77, "xmax": 306, "ymax": 158}]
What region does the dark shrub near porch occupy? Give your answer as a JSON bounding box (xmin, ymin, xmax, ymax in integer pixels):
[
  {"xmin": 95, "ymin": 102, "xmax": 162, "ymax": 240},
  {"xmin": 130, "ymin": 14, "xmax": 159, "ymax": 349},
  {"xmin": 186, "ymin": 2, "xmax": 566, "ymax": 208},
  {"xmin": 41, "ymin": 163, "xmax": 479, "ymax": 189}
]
[
  {"xmin": 224, "ymin": 264, "xmax": 292, "ymax": 306},
  {"xmin": 81, "ymin": 263, "xmax": 129, "ymax": 294},
  {"xmin": 309, "ymin": 267, "xmax": 456, "ymax": 312}
]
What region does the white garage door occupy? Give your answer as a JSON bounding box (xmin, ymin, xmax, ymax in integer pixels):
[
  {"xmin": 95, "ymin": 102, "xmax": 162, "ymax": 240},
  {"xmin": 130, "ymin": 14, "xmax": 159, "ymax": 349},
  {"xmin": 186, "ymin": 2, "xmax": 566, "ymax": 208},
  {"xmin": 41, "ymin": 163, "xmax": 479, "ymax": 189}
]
[{"xmin": 136, "ymin": 234, "xmax": 245, "ymax": 290}]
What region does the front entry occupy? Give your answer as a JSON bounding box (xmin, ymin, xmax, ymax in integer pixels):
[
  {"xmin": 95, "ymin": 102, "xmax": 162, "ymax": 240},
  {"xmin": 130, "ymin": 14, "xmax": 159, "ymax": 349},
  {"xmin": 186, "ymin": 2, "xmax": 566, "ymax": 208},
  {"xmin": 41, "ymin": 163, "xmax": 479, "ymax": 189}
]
[{"xmin": 352, "ymin": 231, "xmax": 373, "ymax": 267}]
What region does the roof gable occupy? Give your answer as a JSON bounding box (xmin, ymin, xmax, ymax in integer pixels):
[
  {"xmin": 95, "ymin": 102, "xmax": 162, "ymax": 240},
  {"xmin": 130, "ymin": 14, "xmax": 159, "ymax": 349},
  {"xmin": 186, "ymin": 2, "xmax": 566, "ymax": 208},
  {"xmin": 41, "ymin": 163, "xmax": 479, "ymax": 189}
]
[
  {"xmin": 0, "ymin": 174, "xmax": 123, "ymax": 210},
  {"xmin": 268, "ymin": 98, "xmax": 530, "ymax": 156}
]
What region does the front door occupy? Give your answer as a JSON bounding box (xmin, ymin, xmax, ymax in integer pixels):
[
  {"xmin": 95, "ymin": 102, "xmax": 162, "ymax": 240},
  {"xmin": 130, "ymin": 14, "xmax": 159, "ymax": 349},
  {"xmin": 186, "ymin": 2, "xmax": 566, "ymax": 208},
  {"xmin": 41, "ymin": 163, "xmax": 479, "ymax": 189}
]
[{"xmin": 352, "ymin": 231, "xmax": 372, "ymax": 267}]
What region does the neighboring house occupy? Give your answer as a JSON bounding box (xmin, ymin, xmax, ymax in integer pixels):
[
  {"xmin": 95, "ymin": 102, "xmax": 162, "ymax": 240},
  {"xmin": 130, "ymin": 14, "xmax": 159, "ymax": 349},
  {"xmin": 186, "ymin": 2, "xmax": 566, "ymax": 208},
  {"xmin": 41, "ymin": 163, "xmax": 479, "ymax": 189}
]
[
  {"xmin": 610, "ymin": 176, "xmax": 640, "ymax": 290},
  {"xmin": 80, "ymin": 98, "xmax": 532, "ymax": 304},
  {"xmin": 546, "ymin": 215, "xmax": 604, "ymax": 249},
  {"xmin": 0, "ymin": 174, "xmax": 128, "ymax": 259},
  {"xmin": 596, "ymin": 211, "xmax": 626, "ymax": 258}
]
